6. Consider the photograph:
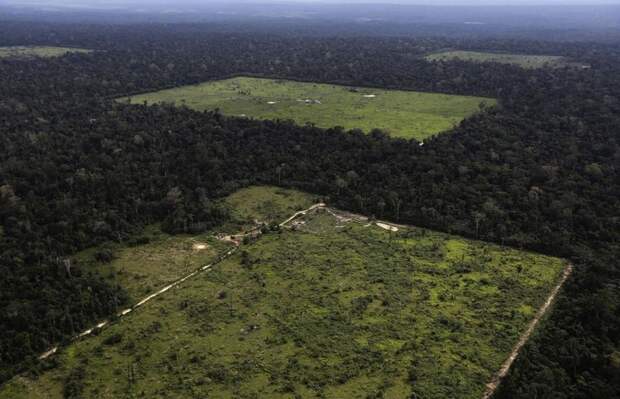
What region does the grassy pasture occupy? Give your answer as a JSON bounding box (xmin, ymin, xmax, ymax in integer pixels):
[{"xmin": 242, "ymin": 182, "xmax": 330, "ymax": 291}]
[
  {"xmin": 118, "ymin": 76, "xmax": 495, "ymax": 140},
  {"xmin": 0, "ymin": 46, "xmax": 91, "ymax": 59},
  {"xmin": 0, "ymin": 190, "xmax": 566, "ymax": 399},
  {"xmin": 224, "ymin": 185, "xmax": 317, "ymax": 226},
  {"xmin": 73, "ymin": 226, "xmax": 231, "ymax": 302},
  {"xmin": 426, "ymin": 50, "xmax": 588, "ymax": 69},
  {"xmin": 72, "ymin": 186, "xmax": 314, "ymax": 301}
]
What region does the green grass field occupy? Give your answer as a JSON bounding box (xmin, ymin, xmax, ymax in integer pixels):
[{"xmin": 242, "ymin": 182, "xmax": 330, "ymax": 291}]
[
  {"xmin": 73, "ymin": 186, "xmax": 315, "ymax": 301},
  {"xmin": 0, "ymin": 188, "xmax": 566, "ymax": 399},
  {"xmin": 425, "ymin": 50, "xmax": 588, "ymax": 69},
  {"xmin": 118, "ymin": 76, "xmax": 495, "ymax": 140},
  {"xmin": 225, "ymin": 185, "xmax": 318, "ymax": 226},
  {"xmin": 73, "ymin": 226, "xmax": 231, "ymax": 302},
  {"xmin": 0, "ymin": 46, "xmax": 91, "ymax": 59}
]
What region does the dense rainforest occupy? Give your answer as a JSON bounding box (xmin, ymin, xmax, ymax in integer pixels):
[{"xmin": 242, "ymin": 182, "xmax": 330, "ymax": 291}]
[{"xmin": 0, "ymin": 21, "xmax": 619, "ymax": 398}]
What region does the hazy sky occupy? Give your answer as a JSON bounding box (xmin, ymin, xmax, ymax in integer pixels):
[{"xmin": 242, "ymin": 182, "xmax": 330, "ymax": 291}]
[
  {"xmin": 4, "ymin": 0, "xmax": 620, "ymax": 5},
  {"xmin": 258, "ymin": 0, "xmax": 620, "ymax": 2}
]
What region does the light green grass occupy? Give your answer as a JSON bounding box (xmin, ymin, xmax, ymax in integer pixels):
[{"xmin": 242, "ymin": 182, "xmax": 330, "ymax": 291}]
[
  {"xmin": 0, "ymin": 46, "xmax": 91, "ymax": 59},
  {"xmin": 74, "ymin": 227, "xmax": 230, "ymax": 302},
  {"xmin": 73, "ymin": 186, "xmax": 313, "ymax": 301},
  {"xmin": 0, "ymin": 203, "xmax": 566, "ymax": 399},
  {"xmin": 224, "ymin": 185, "xmax": 317, "ymax": 225},
  {"xmin": 118, "ymin": 76, "xmax": 495, "ymax": 140},
  {"xmin": 426, "ymin": 50, "xmax": 588, "ymax": 69}
]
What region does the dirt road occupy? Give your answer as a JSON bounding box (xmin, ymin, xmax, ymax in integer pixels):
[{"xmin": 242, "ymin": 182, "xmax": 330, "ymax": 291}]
[
  {"xmin": 39, "ymin": 203, "xmax": 324, "ymax": 360},
  {"xmin": 279, "ymin": 202, "xmax": 326, "ymax": 227},
  {"xmin": 283, "ymin": 204, "xmax": 575, "ymax": 399},
  {"xmin": 481, "ymin": 263, "xmax": 573, "ymax": 399},
  {"xmin": 38, "ymin": 202, "xmax": 574, "ymax": 399}
]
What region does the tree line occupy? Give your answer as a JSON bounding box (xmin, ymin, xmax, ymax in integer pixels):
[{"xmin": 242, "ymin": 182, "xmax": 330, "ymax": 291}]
[{"xmin": 0, "ymin": 21, "xmax": 618, "ymax": 397}]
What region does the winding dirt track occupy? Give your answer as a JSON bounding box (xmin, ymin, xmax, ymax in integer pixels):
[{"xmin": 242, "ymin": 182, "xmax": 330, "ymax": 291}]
[{"xmin": 278, "ymin": 202, "xmax": 326, "ymax": 227}]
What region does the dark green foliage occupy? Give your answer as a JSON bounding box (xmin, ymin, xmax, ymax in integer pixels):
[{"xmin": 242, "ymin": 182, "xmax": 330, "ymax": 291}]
[
  {"xmin": 127, "ymin": 236, "xmax": 150, "ymax": 247},
  {"xmin": 63, "ymin": 362, "xmax": 87, "ymax": 399},
  {"xmin": 160, "ymin": 187, "xmax": 230, "ymax": 234},
  {"xmin": 94, "ymin": 248, "xmax": 116, "ymax": 263},
  {"xmin": 102, "ymin": 333, "xmax": 123, "ymax": 346},
  {"xmin": 351, "ymin": 295, "xmax": 373, "ymax": 317},
  {"xmin": 0, "ymin": 21, "xmax": 618, "ymax": 397}
]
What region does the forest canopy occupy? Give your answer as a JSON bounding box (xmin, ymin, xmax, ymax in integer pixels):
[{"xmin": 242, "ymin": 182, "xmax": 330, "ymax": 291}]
[{"xmin": 0, "ymin": 20, "xmax": 618, "ymax": 398}]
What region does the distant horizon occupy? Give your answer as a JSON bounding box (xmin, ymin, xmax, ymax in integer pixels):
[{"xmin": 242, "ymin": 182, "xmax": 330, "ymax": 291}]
[{"xmin": 3, "ymin": 0, "xmax": 620, "ymax": 6}]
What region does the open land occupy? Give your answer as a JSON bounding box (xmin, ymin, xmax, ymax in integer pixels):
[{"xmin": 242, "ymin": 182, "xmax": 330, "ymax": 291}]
[
  {"xmin": 76, "ymin": 186, "xmax": 316, "ymax": 301},
  {"xmin": 0, "ymin": 46, "xmax": 91, "ymax": 59},
  {"xmin": 0, "ymin": 187, "xmax": 566, "ymax": 399},
  {"xmin": 119, "ymin": 76, "xmax": 495, "ymax": 140},
  {"xmin": 425, "ymin": 50, "xmax": 589, "ymax": 69}
]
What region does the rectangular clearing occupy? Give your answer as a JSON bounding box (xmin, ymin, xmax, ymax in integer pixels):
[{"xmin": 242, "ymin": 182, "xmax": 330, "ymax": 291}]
[
  {"xmin": 426, "ymin": 50, "xmax": 588, "ymax": 69},
  {"xmin": 0, "ymin": 188, "xmax": 567, "ymax": 399},
  {"xmin": 0, "ymin": 46, "xmax": 91, "ymax": 59},
  {"xmin": 118, "ymin": 76, "xmax": 495, "ymax": 140}
]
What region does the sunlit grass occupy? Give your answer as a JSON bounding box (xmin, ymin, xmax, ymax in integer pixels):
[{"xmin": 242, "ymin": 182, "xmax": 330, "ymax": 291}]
[
  {"xmin": 0, "ymin": 190, "xmax": 565, "ymax": 399},
  {"xmin": 118, "ymin": 76, "xmax": 495, "ymax": 140},
  {"xmin": 426, "ymin": 50, "xmax": 588, "ymax": 69},
  {"xmin": 0, "ymin": 46, "xmax": 91, "ymax": 59}
]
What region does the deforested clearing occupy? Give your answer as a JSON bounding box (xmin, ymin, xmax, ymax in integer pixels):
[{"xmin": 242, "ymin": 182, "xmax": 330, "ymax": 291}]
[
  {"xmin": 0, "ymin": 188, "xmax": 566, "ymax": 399},
  {"xmin": 119, "ymin": 76, "xmax": 495, "ymax": 140},
  {"xmin": 425, "ymin": 50, "xmax": 589, "ymax": 69},
  {"xmin": 0, "ymin": 46, "xmax": 91, "ymax": 59}
]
